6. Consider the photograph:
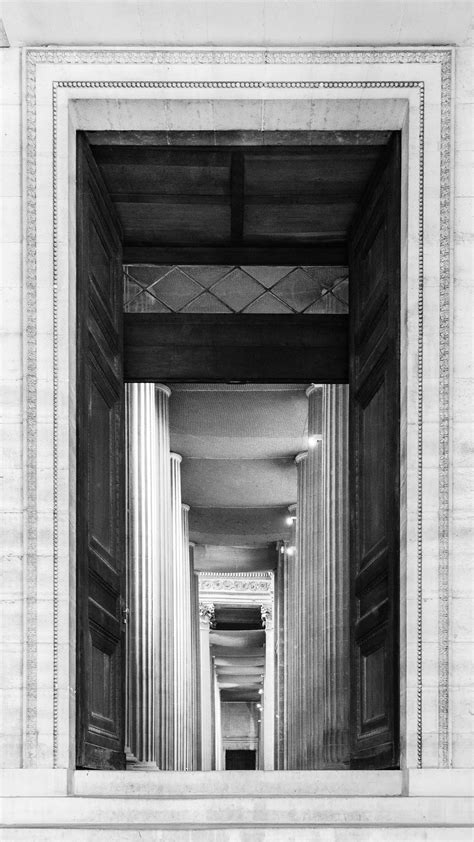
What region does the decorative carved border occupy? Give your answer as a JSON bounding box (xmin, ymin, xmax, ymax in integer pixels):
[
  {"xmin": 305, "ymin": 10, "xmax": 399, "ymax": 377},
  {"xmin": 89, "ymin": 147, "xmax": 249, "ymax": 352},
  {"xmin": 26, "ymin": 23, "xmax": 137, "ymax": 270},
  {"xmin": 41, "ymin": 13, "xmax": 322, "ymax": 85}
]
[
  {"xmin": 199, "ymin": 571, "xmax": 274, "ymax": 596},
  {"xmin": 23, "ymin": 47, "xmax": 453, "ymax": 771}
]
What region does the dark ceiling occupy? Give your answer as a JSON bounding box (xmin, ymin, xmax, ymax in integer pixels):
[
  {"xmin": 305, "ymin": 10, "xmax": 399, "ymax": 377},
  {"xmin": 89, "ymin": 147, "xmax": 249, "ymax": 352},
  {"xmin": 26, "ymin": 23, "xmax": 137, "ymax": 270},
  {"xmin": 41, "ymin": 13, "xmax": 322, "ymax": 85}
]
[{"xmin": 89, "ymin": 132, "xmax": 390, "ymax": 262}]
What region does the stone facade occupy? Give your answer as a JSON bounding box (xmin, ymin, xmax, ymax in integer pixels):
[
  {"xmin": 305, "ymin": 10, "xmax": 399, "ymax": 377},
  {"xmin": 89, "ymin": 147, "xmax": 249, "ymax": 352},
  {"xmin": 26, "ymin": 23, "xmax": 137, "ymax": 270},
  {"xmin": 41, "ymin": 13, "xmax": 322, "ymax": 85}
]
[{"xmin": 0, "ymin": 11, "xmax": 472, "ymax": 837}]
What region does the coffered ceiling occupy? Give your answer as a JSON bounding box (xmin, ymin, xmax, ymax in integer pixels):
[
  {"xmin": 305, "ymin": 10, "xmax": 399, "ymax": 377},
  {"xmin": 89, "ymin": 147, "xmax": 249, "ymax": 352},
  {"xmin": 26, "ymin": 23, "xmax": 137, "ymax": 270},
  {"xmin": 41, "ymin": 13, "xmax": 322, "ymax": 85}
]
[{"xmin": 91, "ymin": 142, "xmax": 387, "ymax": 263}]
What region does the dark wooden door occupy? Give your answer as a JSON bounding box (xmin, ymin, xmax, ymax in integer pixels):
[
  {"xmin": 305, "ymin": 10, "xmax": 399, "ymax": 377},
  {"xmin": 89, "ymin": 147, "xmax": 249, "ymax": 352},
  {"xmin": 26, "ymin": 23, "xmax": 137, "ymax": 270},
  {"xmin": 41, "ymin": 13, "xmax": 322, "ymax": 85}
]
[
  {"xmin": 76, "ymin": 133, "xmax": 126, "ymax": 769},
  {"xmin": 348, "ymin": 134, "xmax": 401, "ymax": 769}
]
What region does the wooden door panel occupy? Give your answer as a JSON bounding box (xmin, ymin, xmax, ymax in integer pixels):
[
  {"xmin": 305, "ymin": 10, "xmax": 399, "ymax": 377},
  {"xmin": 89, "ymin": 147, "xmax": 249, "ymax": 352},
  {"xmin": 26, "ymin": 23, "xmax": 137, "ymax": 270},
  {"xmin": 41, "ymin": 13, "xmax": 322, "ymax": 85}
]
[
  {"xmin": 359, "ymin": 629, "xmax": 389, "ymax": 734},
  {"xmin": 77, "ymin": 132, "xmax": 125, "ymax": 769},
  {"xmin": 89, "ymin": 624, "xmax": 120, "ymax": 735},
  {"xmin": 348, "ymin": 134, "xmax": 400, "ymax": 769},
  {"xmin": 359, "ymin": 374, "xmax": 387, "ymax": 559}
]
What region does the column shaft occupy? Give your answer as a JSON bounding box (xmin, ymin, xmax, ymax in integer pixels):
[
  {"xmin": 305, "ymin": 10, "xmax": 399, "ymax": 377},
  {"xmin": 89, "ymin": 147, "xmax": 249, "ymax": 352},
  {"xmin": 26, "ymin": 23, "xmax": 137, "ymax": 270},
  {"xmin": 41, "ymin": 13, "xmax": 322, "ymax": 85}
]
[
  {"xmin": 181, "ymin": 505, "xmax": 194, "ymax": 770},
  {"xmin": 213, "ymin": 662, "xmax": 223, "ymax": 770},
  {"xmin": 199, "ymin": 603, "xmax": 214, "ymax": 770},
  {"xmin": 306, "ymin": 386, "xmax": 324, "ymax": 769},
  {"xmin": 125, "ymin": 383, "xmax": 159, "ymax": 767},
  {"xmin": 295, "ymin": 452, "xmax": 308, "ymax": 768},
  {"xmin": 322, "ymin": 384, "xmax": 350, "ymax": 767},
  {"xmin": 153, "ymin": 386, "xmax": 173, "ymax": 770},
  {"xmin": 285, "ymin": 506, "xmax": 297, "ymax": 768},
  {"xmin": 170, "ymin": 454, "xmax": 192, "ymax": 770},
  {"xmin": 189, "ymin": 544, "xmax": 201, "ymax": 770},
  {"xmin": 262, "ymin": 606, "xmax": 275, "ymax": 770},
  {"xmin": 275, "ymin": 542, "xmax": 286, "ymax": 769}
]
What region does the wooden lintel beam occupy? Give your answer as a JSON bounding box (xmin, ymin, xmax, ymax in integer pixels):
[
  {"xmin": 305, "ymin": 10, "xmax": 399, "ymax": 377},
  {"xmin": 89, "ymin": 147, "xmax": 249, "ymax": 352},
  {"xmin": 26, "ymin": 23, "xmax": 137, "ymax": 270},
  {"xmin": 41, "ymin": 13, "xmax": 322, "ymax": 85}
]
[
  {"xmin": 124, "ymin": 313, "xmax": 349, "ymax": 383},
  {"xmin": 123, "ymin": 243, "xmax": 348, "ymax": 266}
]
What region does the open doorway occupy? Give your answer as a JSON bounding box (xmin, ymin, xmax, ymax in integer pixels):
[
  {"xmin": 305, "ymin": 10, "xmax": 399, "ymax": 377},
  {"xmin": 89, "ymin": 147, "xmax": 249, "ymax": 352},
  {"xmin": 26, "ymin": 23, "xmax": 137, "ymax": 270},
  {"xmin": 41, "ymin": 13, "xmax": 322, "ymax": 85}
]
[
  {"xmin": 163, "ymin": 382, "xmax": 340, "ymax": 772},
  {"xmin": 76, "ymin": 132, "xmax": 400, "ymax": 771}
]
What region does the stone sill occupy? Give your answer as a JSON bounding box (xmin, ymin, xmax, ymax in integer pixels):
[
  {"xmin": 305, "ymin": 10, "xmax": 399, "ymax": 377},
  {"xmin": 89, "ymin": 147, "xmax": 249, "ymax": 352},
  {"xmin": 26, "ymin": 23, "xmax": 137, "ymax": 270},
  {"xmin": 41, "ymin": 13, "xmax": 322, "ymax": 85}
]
[
  {"xmin": 0, "ymin": 769, "xmax": 472, "ymax": 799},
  {"xmin": 1, "ymin": 792, "xmax": 473, "ymax": 830}
]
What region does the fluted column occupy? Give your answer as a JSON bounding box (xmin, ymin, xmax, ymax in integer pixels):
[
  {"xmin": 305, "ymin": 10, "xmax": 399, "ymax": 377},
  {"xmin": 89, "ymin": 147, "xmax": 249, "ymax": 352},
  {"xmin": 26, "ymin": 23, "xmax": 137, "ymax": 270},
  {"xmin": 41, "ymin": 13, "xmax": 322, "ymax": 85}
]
[
  {"xmin": 125, "ymin": 383, "xmax": 161, "ymax": 768},
  {"xmin": 322, "ymin": 384, "xmax": 350, "ymax": 767},
  {"xmin": 169, "ymin": 453, "xmax": 189, "ymax": 770},
  {"xmin": 189, "ymin": 543, "xmax": 201, "ymax": 770},
  {"xmin": 143, "ymin": 385, "xmax": 173, "ymax": 770},
  {"xmin": 294, "ymin": 452, "xmax": 308, "ymax": 768},
  {"xmin": 213, "ymin": 660, "xmax": 223, "ymax": 770},
  {"xmin": 181, "ymin": 504, "xmax": 194, "ymax": 770},
  {"xmin": 199, "ymin": 602, "xmax": 215, "ymax": 770},
  {"xmin": 305, "ymin": 384, "xmax": 324, "ymax": 769},
  {"xmin": 262, "ymin": 605, "xmax": 275, "ymax": 770},
  {"xmin": 285, "ymin": 504, "xmax": 297, "ymax": 769},
  {"xmin": 275, "ymin": 540, "xmax": 287, "ymax": 769}
]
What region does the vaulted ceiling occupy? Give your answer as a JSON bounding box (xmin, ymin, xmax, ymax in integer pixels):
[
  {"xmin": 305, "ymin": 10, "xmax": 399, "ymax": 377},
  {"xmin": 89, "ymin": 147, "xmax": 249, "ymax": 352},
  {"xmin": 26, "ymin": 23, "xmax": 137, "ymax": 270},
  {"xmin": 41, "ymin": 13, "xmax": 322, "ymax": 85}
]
[{"xmin": 169, "ymin": 384, "xmax": 308, "ymax": 551}]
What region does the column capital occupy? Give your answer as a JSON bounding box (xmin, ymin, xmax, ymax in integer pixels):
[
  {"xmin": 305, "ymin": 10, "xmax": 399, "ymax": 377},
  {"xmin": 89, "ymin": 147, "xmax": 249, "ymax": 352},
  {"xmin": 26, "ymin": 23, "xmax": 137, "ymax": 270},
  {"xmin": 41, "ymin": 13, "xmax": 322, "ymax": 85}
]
[
  {"xmin": 156, "ymin": 383, "xmax": 171, "ymax": 397},
  {"xmin": 181, "ymin": 503, "xmax": 190, "ymax": 512},
  {"xmin": 288, "ymin": 503, "xmax": 297, "ymax": 514},
  {"xmin": 261, "ymin": 604, "xmax": 273, "ymax": 630},
  {"xmin": 306, "ymin": 383, "xmax": 323, "ymax": 399},
  {"xmin": 170, "ymin": 451, "xmax": 182, "ymax": 464},
  {"xmin": 199, "ymin": 602, "xmax": 215, "ymax": 628},
  {"xmin": 295, "ymin": 451, "xmax": 308, "ymax": 465}
]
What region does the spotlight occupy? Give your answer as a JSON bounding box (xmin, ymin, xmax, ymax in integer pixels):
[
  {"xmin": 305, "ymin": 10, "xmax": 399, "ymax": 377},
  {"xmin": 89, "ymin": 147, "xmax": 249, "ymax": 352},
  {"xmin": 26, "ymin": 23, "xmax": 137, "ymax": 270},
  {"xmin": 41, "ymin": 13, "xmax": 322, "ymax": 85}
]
[
  {"xmin": 258, "ymin": 688, "xmax": 263, "ymax": 695},
  {"xmin": 308, "ymin": 434, "xmax": 321, "ymax": 448},
  {"xmin": 287, "ymin": 546, "xmax": 295, "ymax": 557},
  {"xmin": 285, "ymin": 515, "xmax": 295, "ymax": 526}
]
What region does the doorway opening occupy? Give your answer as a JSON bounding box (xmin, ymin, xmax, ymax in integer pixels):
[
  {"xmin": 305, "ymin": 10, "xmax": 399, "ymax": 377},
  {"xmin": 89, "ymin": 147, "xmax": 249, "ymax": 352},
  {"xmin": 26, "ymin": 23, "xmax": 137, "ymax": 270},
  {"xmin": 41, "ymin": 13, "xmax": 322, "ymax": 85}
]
[
  {"xmin": 76, "ymin": 131, "xmax": 400, "ymax": 771},
  {"xmin": 226, "ymin": 750, "xmax": 257, "ymax": 771}
]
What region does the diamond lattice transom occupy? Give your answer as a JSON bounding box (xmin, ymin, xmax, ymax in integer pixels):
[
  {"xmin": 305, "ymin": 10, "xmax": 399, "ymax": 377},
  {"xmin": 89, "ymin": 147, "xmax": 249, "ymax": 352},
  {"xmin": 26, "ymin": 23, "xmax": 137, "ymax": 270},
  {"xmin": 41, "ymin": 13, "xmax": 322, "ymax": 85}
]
[{"xmin": 124, "ymin": 265, "xmax": 348, "ymax": 314}]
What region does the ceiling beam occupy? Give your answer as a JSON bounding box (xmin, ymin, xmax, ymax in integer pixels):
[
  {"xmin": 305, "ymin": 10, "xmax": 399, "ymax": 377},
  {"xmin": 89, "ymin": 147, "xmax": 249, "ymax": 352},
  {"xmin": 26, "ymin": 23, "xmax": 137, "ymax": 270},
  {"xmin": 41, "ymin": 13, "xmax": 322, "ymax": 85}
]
[
  {"xmin": 123, "ymin": 244, "xmax": 348, "ymax": 265},
  {"xmin": 214, "ymin": 657, "xmax": 265, "ymax": 667},
  {"xmin": 114, "ymin": 192, "xmax": 359, "ymax": 205},
  {"xmin": 211, "ymin": 648, "xmax": 265, "ymax": 658},
  {"xmin": 92, "ymin": 143, "xmax": 385, "ymax": 164},
  {"xmin": 124, "ymin": 313, "xmax": 349, "ymax": 383}
]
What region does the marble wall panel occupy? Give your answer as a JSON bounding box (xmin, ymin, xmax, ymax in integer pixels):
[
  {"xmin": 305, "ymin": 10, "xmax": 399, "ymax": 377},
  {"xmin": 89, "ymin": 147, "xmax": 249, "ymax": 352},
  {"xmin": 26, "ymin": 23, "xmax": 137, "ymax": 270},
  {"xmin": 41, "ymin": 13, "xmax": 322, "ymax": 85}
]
[
  {"xmin": 0, "ymin": 47, "xmax": 23, "ymax": 769},
  {"xmin": 451, "ymin": 40, "xmax": 474, "ymax": 767}
]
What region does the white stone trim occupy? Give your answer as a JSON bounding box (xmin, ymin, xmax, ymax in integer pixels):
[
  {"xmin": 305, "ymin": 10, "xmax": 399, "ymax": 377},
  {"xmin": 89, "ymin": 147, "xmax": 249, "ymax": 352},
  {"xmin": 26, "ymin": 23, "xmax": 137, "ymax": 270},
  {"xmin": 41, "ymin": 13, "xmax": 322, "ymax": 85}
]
[
  {"xmin": 198, "ymin": 571, "xmax": 274, "ymax": 606},
  {"xmin": 22, "ymin": 46, "xmax": 453, "ymax": 773}
]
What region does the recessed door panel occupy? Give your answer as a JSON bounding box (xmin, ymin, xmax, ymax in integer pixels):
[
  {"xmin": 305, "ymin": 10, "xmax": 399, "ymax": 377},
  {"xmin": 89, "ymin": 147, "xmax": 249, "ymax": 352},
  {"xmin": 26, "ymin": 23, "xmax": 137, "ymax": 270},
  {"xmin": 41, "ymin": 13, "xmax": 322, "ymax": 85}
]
[
  {"xmin": 348, "ymin": 134, "xmax": 400, "ymax": 769},
  {"xmin": 76, "ymin": 132, "xmax": 125, "ymax": 770}
]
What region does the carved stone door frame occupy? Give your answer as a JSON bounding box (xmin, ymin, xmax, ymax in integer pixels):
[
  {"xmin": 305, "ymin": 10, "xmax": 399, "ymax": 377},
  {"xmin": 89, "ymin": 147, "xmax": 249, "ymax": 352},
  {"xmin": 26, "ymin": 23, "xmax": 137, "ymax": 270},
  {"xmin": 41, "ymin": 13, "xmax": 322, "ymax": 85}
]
[{"xmin": 21, "ymin": 47, "xmax": 453, "ymax": 787}]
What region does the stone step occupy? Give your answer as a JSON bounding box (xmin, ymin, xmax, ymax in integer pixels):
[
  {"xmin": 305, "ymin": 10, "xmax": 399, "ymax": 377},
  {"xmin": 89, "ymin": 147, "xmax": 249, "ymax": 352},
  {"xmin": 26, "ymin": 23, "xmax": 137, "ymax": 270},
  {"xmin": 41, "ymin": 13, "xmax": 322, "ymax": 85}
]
[
  {"xmin": 74, "ymin": 768, "xmax": 404, "ymax": 797},
  {"xmin": 2, "ymin": 794, "xmax": 472, "ymax": 831},
  {"xmin": 1, "ymin": 828, "xmax": 473, "ymax": 842}
]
